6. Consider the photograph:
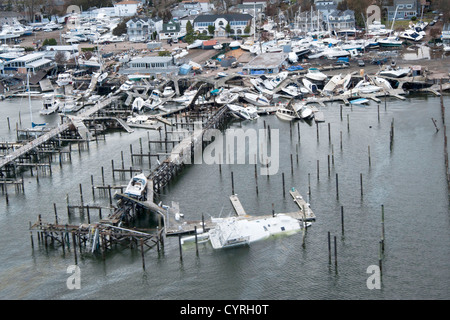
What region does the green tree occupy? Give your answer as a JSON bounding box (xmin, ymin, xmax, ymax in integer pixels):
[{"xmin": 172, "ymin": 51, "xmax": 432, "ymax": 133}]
[
  {"xmin": 208, "ymin": 24, "xmax": 215, "ymax": 36},
  {"xmin": 244, "ymin": 22, "xmax": 251, "ymax": 35},
  {"xmin": 225, "ymin": 23, "xmax": 232, "ymax": 36},
  {"xmin": 43, "ymin": 38, "xmax": 57, "ymax": 46},
  {"xmin": 113, "ymin": 18, "xmax": 131, "ymax": 36},
  {"xmin": 186, "ymin": 21, "xmax": 194, "ymax": 35}
]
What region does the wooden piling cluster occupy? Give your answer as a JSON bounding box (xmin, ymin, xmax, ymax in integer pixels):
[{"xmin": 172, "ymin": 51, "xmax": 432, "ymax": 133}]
[
  {"xmin": 29, "ymin": 216, "xmax": 164, "ymax": 268},
  {"xmin": 149, "ymin": 105, "xmax": 229, "ymax": 195}
]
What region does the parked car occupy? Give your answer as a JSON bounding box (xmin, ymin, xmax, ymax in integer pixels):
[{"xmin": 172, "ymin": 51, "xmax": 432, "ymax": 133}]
[{"xmin": 357, "ymin": 59, "xmax": 365, "ymax": 67}]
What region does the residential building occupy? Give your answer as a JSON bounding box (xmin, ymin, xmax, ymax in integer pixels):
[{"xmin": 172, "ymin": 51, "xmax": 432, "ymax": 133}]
[
  {"xmin": 120, "ymin": 56, "xmax": 179, "ymax": 77},
  {"xmin": 328, "ymin": 9, "xmax": 355, "ymax": 31},
  {"xmin": 193, "ymin": 13, "xmax": 253, "ymax": 36},
  {"xmin": 126, "ymin": 17, "xmax": 163, "ymax": 41},
  {"xmin": 442, "ymin": 23, "xmax": 450, "ymax": 44},
  {"xmin": 114, "ymin": 0, "xmax": 143, "ymax": 17},
  {"xmin": 159, "ymin": 19, "xmax": 184, "ymax": 40},
  {"xmin": 315, "ymin": 0, "xmax": 338, "ymax": 21},
  {"xmin": 232, "ymin": 3, "xmax": 265, "ymax": 21},
  {"xmin": 295, "ymin": 11, "xmax": 324, "ymax": 33},
  {"xmin": 385, "ymin": 0, "xmax": 419, "ymax": 21}
]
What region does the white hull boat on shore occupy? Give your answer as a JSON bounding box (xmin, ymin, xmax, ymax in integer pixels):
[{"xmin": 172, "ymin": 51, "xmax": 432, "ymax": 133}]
[
  {"xmin": 302, "ymin": 78, "xmax": 318, "ymax": 94},
  {"xmin": 379, "ymin": 67, "xmax": 410, "ymax": 78},
  {"xmin": 352, "ymin": 80, "xmax": 383, "ymax": 94},
  {"xmin": 216, "ymin": 89, "xmax": 239, "ymax": 105},
  {"xmin": 124, "ymin": 173, "xmax": 147, "ymax": 200},
  {"xmin": 305, "ymin": 68, "xmax": 328, "ymax": 82}
]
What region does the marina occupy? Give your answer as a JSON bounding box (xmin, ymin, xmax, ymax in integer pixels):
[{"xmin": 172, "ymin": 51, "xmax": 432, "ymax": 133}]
[{"xmin": 0, "ymin": 1, "xmax": 449, "ymax": 302}]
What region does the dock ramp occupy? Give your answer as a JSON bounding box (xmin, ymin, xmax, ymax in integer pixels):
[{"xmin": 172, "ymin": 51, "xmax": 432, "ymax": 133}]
[{"xmin": 230, "ymin": 194, "xmax": 246, "ymax": 217}]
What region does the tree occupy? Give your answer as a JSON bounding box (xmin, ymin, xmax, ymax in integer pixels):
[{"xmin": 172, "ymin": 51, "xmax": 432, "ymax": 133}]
[
  {"xmin": 186, "ymin": 21, "xmax": 194, "ymax": 35},
  {"xmin": 54, "ymin": 51, "xmax": 67, "ymax": 65},
  {"xmin": 208, "ymin": 24, "xmax": 215, "ymax": 36},
  {"xmin": 225, "ymin": 23, "xmax": 232, "ymax": 36},
  {"xmin": 113, "ymin": 18, "xmax": 131, "ymax": 36},
  {"xmin": 244, "ymin": 22, "xmax": 251, "ymax": 35}
]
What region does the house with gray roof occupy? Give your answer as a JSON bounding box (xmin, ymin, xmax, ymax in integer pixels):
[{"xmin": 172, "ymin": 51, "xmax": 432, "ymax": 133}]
[
  {"xmin": 384, "ymin": 0, "xmax": 419, "ymax": 21},
  {"xmin": 159, "ymin": 19, "xmax": 185, "ymax": 40},
  {"xmin": 328, "ymin": 9, "xmax": 355, "ymax": 31},
  {"xmin": 126, "ymin": 17, "xmax": 163, "ymax": 42}
]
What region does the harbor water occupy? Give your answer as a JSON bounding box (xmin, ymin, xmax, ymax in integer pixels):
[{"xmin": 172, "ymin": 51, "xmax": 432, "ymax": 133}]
[{"xmin": 0, "ymin": 94, "xmax": 449, "ymax": 300}]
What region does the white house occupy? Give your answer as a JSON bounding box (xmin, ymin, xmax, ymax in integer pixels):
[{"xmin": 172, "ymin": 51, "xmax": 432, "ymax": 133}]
[
  {"xmin": 114, "ymin": 0, "xmax": 143, "ymax": 17},
  {"xmin": 126, "ymin": 17, "xmax": 163, "ymax": 41},
  {"xmin": 193, "ymin": 13, "xmax": 253, "ymax": 37}
]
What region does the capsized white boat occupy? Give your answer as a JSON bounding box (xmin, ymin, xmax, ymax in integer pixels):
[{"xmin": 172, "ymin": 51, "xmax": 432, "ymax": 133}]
[
  {"xmin": 227, "ymin": 104, "xmax": 259, "ymax": 120},
  {"xmin": 124, "ymin": 173, "xmax": 148, "ymax": 200},
  {"xmin": 242, "ymin": 92, "xmax": 271, "ymax": 106},
  {"xmin": 281, "ymin": 84, "xmax": 302, "ymax": 97},
  {"xmin": 352, "ymin": 80, "xmax": 383, "ymax": 94},
  {"xmin": 208, "ymin": 214, "xmax": 307, "ymax": 249},
  {"xmin": 216, "ymin": 88, "xmax": 239, "ymax": 105},
  {"xmin": 323, "ymin": 74, "xmax": 342, "ymax": 94}
]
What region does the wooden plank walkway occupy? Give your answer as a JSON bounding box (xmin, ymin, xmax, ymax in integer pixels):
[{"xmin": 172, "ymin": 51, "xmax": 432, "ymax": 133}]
[{"xmin": 230, "ymin": 194, "xmax": 247, "ymax": 217}]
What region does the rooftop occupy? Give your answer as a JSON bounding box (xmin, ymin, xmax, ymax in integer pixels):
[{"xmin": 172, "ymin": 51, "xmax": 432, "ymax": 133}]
[
  {"xmin": 244, "ymin": 52, "xmax": 288, "ymax": 69},
  {"xmin": 194, "ymin": 13, "xmax": 253, "ymax": 23}
]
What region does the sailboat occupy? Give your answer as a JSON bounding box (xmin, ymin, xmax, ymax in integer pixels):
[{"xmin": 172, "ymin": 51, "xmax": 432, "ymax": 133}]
[{"xmin": 26, "ymin": 73, "xmax": 46, "ymax": 128}]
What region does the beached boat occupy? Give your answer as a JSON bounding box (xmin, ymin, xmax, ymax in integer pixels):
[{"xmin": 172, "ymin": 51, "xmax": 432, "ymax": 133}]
[
  {"xmin": 208, "ymin": 214, "xmax": 306, "ymax": 249},
  {"xmin": 352, "ymin": 80, "xmax": 383, "ymax": 94},
  {"xmin": 302, "ymin": 78, "xmax": 318, "ymax": 94},
  {"xmin": 378, "ymin": 66, "xmax": 410, "ymax": 78},
  {"xmin": 305, "ymin": 68, "xmax": 327, "ymax": 82},
  {"xmin": 97, "ymin": 72, "xmax": 108, "ymax": 84},
  {"xmin": 378, "ymin": 36, "xmax": 403, "ymax": 47},
  {"xmin": 372, "ymin": 77, "xmax": 392, "ymax": 90},
  {"xmin": 323, "ymin": 74, "xmax": 342, "ymax": 94},
  {"xmin": 399, "ymin": 29, "xmax": 423, "ymax": 42},
  {"xmin": 227, "ymin": 104, "xmax": 259, "ymax": 120},
  {"xmin": 229, "ymin": 41, "xmax": 241, "ymax": 50},
  {"xmin": 124, "ymin": 173, "xmax": 148, "ymax": 200},
  {"xmin": 281, "ymin": 85, "xmax": 303, "ymax": 97},
  {"xmin": 56, "ymin": 73, "xmax": 73, "ymax": 86},
  {"xmin": 187, "ymin": 39, "xmax": 203, "ymax": 49},
  {"xmin": 120, "ymin": 80, "xmax": 134, "ymax": 91},
  {"xmin": 216, "ymin": 89, "xmax": 239, "ymax": 105},
  {"xmin": 242, "ymin": 92, "xmax": 271, "ymax": 107},
  {"xmin": 162, "ymin": 87, "xmax": 175, "ymax": 97}
]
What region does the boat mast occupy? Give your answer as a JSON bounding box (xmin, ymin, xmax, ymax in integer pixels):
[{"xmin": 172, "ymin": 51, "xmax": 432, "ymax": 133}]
[
  {"xmin": 27, "ymin": 72, "xmax": 33, "ymax": 125},
  {"xmin": 390, "ymin": 5, "xmax": 399, "ymax": 37}
]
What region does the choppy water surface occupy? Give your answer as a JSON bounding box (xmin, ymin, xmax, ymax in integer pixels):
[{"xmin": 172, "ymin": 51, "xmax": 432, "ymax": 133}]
[{"xmin": 0, "ymin": 94, "xmax": 449, "ymax": 300}]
